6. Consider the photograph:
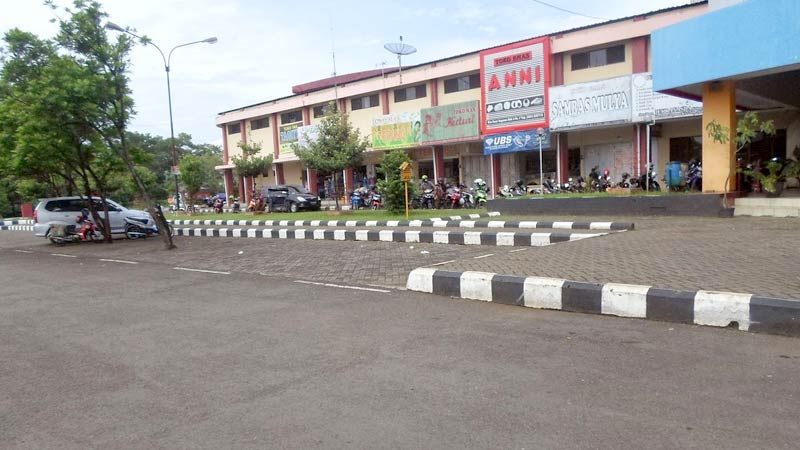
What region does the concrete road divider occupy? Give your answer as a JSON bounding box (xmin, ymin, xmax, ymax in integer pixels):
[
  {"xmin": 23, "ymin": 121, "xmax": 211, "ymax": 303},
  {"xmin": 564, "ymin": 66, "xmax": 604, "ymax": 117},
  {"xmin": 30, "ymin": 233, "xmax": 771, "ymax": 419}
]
[{"xmin": 406, "ymin": 268, "xmax": 800, "ymax": 337}]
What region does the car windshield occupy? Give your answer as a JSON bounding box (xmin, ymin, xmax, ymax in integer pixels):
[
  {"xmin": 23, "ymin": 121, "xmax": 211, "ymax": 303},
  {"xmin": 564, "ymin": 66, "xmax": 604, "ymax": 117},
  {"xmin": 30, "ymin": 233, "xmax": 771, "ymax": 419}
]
[{"xmin": 288, "ymin": 185, "xmax": 310, "ymax": 194}]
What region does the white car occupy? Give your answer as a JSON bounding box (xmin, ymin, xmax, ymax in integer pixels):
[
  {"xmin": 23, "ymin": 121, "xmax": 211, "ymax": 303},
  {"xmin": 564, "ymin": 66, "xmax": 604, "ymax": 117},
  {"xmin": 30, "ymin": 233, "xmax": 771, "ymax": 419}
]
[{"xmin": 33, "ymin": 197, "xmax": 157, "ymax": 238}]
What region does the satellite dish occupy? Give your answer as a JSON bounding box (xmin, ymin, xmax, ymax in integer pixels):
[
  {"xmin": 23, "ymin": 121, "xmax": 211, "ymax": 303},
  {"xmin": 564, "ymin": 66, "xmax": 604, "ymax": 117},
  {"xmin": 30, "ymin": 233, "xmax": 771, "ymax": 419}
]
[{"xmin": 384, "ymin": 36, "xmax": 416, "ymax": 84}]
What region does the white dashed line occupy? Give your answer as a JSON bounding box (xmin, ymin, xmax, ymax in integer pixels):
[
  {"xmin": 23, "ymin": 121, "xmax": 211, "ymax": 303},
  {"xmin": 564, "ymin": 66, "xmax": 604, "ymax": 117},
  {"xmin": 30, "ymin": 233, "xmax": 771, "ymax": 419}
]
[
  {"xmin": 51, "ymin": 253, "xmax": 77, "ymax": 258},
  {"xmin": 473, "ymin": 254, "xmax": 495, "ymax": 259},
  {"xmin": 99, "ymin": 259, "xmax": 138, "ymax": 265},
  {"xmin": 14, "ymin": 250, "xmax": 33, "ymax": 254},
  {"xmin": 430, "ymin": 260, "xmax": 456, "ymax": 266},
  {"xmin": 293, "ymin": 280, "xmax": 391, "ymax": 293},
  {"xmin": 173, "ymin": 267, "xmax": 231, "ymax": 275},
  {"xmin": 509, "ymin": 248, "xmax": 528, "ymax": 253}
]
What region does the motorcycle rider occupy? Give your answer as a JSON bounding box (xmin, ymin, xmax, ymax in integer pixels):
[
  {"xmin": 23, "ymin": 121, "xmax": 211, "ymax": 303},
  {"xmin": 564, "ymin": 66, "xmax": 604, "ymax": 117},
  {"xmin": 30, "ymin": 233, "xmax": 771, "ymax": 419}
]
[
  {"xmin": 419, "ymin": 174, "xmax": 433, "ymax": 191},
  {"xmin": 434, "ymin": 179, "xmax": 447, "ymax": 209}
]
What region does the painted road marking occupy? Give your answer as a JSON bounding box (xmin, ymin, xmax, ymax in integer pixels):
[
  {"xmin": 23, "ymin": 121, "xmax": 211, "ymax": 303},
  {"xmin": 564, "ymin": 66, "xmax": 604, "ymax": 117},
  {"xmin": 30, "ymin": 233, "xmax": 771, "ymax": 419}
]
[
  {"xmin": 473, "ymin": 253, "xmax": 494, "ymax": 259},
  {"xmin": 51, "ymin": 253, "xmax": 77, "ymax": 258},
  {"xmin": 99, "ymin": 259, "xmax": 139, "ymax": 265},
  {"xmin": 14, "ymin": 250, "xmax": 33, "ymax": 253},
  {"xmin": 293, "ymin": 280, "xmax": 391, "ymax": 293},
  {"xmin": 430, "ymin": 260, "xmax": 456, "ymax": 266},
  {"xmin": 509, "ymin": 248, "xmax": 528, "ymax": 253},
  {"xmin": 173, "ymin": 267, "xmax": 231, "ymax": 275}
]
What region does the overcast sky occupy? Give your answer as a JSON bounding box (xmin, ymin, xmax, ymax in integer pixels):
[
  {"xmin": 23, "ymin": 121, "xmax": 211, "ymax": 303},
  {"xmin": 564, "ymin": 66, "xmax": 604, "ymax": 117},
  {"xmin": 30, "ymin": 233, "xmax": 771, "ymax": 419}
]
[{"xmin": 1, "ymin": 0, "xmax": 693, "ymax": 145}]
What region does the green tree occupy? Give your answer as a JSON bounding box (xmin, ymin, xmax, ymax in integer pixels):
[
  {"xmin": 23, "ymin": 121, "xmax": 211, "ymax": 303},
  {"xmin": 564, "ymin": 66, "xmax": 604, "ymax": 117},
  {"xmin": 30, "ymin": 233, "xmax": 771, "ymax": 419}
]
[
  {"xmin": 55, "ymin": 1, "xmax": 175, "ymax": 247},
  {"xmin": 232, "ymin": 141, "xmax": 272, "ymax": 198},
  {"xmin": 179, "ymin": 154, "xmax": 209, "ymax": 203},
  {"xmin": 295, "ymin": 107, "xmax": 368, "ymax": 210},
  {"xmin": 377, "ymin": 149, "xmax": 414, "ymax": 214}
]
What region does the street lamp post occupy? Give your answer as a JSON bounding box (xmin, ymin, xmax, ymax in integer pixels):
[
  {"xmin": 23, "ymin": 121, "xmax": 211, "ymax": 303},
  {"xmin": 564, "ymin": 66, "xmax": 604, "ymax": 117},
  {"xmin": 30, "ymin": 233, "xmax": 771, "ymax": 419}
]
[{"xmin": 105, "ymin": 22, "xmax": 217, "ymax": 211}]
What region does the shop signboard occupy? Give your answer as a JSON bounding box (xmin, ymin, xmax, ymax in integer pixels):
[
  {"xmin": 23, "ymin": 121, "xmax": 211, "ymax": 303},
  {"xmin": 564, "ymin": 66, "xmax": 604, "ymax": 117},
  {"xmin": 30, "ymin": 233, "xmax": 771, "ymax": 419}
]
[
  {"xmin": 296, "ymin": 124, "xmax": 320, "ymax": 148},
  {"xmin": 279, "ymin": 122, "xmax": 301, "ymax": 156},
  {"xmin": 420, "ymin": 100, "xmax": 480, "ymax": 144},
  {"xmin": 549, "ymin": 75, "xmax": 632, "ymax": 131},
  {"xmin": 483, "ymin": 128, "xmax": 551, "ymax": 155},
  {"xmin": 631, "ymin": 72, "xmax": 703, "ymax": 122},
  {"xmin": 480, "ymin": 37, "xmax": 550, "ymax": 134},
  {"xmin": 371, "ymin": 112, "xmax": 421, "ymax": 150}
]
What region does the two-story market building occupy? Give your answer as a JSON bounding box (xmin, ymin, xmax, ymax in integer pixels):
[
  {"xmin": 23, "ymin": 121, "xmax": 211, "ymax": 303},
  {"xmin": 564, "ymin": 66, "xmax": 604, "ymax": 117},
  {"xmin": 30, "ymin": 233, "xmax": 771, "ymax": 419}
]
[{"xmin": 214, "ymin": 0, "xmax": 800, "ymax": 203}]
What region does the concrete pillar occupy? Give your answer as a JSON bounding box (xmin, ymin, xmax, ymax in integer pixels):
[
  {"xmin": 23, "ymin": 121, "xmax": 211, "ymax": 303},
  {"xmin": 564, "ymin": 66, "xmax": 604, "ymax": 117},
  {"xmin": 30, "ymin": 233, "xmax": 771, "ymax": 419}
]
[
  {"xmin": 238, "ymin": 176, "xmax": 246, "ymax": 204},
  {"xmin": 558, "ymin": 133, "xmax": 569, "ymax": 183},
  {"xmin": 224, "ymin": 169, "xmax": 234, "ymax": 205},
  {"xmin": 701, "ymin": 80, "xmax": 736, "ymax": 192},
  {"xmin": 491, "ymin": 154, "xmax": 501, "ymax": 198},
  {"xmin": 271, "ymin": 113, "xmax": 280, "ymax": 159},
  {"xmin": 344, "ymin": 167, "xmax": 355, "ymax": 193},
  {"xmin": 275, "ymin": 163, "xmax": 285, "ymax": 185},
  {"xmin": 433, "ymin": 145, "xmax": 445, "ymax": 181},
  {"xmin": 307, "ymin": 168, "xmax": 318, "ymax": 194}
]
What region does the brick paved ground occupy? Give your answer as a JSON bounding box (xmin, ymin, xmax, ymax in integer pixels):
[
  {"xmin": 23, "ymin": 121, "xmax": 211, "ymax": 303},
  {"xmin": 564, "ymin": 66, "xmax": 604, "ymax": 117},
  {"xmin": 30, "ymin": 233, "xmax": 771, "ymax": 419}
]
[
  {"xmin": 435, "ymin": 215, "xmax": 800, "ymax": 299},
  {"xmin": 2, "ymin": 215, "xmax": 798, "ymax": 298}
]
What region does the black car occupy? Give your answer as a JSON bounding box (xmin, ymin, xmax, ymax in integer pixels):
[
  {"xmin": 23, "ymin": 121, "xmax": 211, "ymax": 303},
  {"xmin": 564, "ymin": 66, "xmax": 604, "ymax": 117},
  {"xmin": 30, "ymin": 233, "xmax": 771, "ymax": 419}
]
[{"xmin": 262, "ymin": 185, "xmax": 321, "ymax": 213}]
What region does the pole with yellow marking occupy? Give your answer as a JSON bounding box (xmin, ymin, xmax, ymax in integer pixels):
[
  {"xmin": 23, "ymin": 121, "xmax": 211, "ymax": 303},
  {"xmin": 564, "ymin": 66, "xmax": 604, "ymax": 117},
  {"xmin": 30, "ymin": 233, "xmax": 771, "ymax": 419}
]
[{"xmin": 400, "ymin": 162, "xmax": 412, "ymax": 220}]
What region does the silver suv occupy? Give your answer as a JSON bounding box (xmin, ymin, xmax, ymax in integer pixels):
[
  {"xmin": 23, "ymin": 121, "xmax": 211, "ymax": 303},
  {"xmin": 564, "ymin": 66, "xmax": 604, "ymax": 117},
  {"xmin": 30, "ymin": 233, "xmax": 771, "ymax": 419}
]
[{"xmin": 33, "ymin": 197, "xmax": 156, "ymax": 238}]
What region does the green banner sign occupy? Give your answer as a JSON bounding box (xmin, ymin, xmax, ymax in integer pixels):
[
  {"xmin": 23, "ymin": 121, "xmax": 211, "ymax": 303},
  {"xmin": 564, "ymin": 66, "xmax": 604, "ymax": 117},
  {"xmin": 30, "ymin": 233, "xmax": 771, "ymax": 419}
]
[
  {"xmin": 420, "ymin": 100, "xmax": 480, "ymax": 144},
  {"xmin": 371, "ymin": 112, "xmax": 421, "ymax": 150}
]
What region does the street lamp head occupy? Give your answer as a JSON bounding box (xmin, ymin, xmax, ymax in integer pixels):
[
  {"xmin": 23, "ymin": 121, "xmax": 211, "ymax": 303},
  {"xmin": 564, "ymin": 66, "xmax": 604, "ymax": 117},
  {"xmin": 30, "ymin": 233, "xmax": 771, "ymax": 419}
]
[
  {"xmin": 203, "ymin": 37, "xmax": 219, "ymax": 44},
  {"xmin": 537, "ymin": 127, "xmax": 545, "ymax": 137},
  {"xmin": 104, "ymin": 21, "xmax": 125, "ymax": 32}
]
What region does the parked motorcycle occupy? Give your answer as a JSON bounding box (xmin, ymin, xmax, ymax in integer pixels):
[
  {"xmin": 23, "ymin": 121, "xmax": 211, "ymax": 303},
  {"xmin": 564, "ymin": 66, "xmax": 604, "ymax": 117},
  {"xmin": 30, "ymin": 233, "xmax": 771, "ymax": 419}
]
[
  {"xmin": 48, "ymin": 208, "xmax": 103, "ymax": 245},
  {"xmin": 640, "ymin": 164, "xmax": 661, "ymax": 191},
  {"xmin": 687, "ymin": 161, "xmax": 702, "ymax": 191},
  {"xmin": 447, "ymin": 185, "xmax": 464, "ymax": 209},
  {"xmin": 511, "ymin": 179, "xmax": 527, "ymax": 196},
  {"xmin": 370, "ymin": 191, "xmax": 383, "ymax": 210},
  {"xmin": 473, "ymin": 179, "xmax": 488, "ymax": 208},
  {"xmin": 124, "ymin": 215, "xmax": 163, "ymax": 240},
  {"xmin": 421, "ymin": 188, "xmax": 435, "ymax": 209},
  {"xmin": 618, "ymin": 172, "xmax": 632, "ymax": 188}
]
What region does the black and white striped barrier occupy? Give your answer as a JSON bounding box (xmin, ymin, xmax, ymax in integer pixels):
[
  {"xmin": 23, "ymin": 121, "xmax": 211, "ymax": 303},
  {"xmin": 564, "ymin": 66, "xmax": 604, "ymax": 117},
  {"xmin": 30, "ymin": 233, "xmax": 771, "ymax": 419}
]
[
  {"xmin": 406, "ymin": 269, "xmax": 800, "ymax": 336},
  {"xmin": 169, "ymin": 211, "xmax": 502, "ymax": 227},
  {"xmin": 169, "ymin": 216, "xmax": 631, "ymax": 231},
  {"xmin": 1, "ymin": 219, "xmax": 33, "ymax": 226},
  {"xmin": 0, "ymin": 225, "xmax": 34, "ymax": 231},
  {"xmin": 174, "ymin": 227, "xmax": 607, "ymax": 247}
]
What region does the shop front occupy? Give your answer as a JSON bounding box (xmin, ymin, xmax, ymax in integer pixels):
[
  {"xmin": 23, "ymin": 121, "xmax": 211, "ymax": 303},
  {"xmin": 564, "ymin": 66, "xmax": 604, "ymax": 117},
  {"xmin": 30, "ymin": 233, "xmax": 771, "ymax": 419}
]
[
  {"xmin": 479, "ymin": 37, "xmax": 551, "ymax": 194},
  {"xmin": 419, "ymin": 100, "xmax": 481, "ymax": 185}
]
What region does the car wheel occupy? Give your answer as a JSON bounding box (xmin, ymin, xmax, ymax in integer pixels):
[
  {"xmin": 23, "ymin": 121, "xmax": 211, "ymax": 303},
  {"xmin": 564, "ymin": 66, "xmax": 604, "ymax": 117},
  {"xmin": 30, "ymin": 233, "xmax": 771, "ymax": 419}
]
[
  {"xmin": 126, "ymin": 224, "xmax": 145, "ymax": 240},
  {"xmin": 289, "ymin": 202, "xmax": 298, "ymax": 213}
]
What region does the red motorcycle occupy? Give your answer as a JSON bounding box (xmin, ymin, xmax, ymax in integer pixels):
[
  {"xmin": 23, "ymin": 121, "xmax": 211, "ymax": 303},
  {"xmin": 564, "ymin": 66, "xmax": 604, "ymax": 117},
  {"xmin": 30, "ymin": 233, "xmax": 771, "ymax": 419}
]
[{"xmin": 48, "ymin": 208, "xmax": 103, "ymax": 245}]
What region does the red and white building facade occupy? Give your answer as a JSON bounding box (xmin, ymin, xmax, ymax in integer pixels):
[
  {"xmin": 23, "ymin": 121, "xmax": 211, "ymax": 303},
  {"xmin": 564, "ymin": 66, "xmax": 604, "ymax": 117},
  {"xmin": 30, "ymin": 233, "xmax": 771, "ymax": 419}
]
[{"xmin": 214, "ymin": 3, "xmax": 743, "ymax": 203}]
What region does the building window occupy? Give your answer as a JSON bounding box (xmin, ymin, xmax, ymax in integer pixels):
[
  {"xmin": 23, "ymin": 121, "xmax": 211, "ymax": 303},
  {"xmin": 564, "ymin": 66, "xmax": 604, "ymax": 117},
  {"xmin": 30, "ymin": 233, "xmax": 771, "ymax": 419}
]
[
  {"xmin": 394, "ymin": 84, "xmax": 427, "ymax": 102},
  {"xmin": 281, "ymin": 110, "xmax": 303, "ymax": 124},
  {"xmin": 227, "ymin": 123, "xmax": 241, "ymax": 135},
  {"xmin": 313, "ymin": 103, "xmax": 337, "ymax": 118},
  {"xmin": 351, "ymin": 94, "xmax": 380, "ymax": 111},
  {"xmin": 571, "ymin": 45, "xmax": 625, "ymax": 71},
  {"xmin": 444, "ymin": 74, "xmax": 480, "ymax": 93},
  {"xmin": 251, "ymin": 117, "xmax": 269, "ymax": 130}
]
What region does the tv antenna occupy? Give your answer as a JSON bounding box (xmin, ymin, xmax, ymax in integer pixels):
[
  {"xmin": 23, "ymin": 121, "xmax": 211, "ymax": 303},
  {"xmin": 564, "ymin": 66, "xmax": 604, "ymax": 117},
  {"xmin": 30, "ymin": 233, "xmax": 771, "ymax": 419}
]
[
  {"xmin": 376, "ymin": 61, "xmax": 387, "ymax": 77},
  {"xmin": 384, "ymin": 35, "xmax": 416, "ymax": 84}
]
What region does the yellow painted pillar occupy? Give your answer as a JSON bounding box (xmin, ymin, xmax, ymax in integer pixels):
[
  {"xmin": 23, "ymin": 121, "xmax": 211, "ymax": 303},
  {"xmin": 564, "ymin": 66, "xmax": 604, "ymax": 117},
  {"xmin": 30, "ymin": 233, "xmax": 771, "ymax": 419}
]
[{"xmin": 701, "ymin": 80, "xmax": 736, "ymax": 192}]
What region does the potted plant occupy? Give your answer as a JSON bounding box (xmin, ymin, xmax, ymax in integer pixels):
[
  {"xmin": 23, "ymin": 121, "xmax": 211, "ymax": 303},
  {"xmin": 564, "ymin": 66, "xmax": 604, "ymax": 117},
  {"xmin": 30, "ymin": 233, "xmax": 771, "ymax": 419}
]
[
  {"xmin": 706, "ymin": 111, "xmax": 781, "ymax": 194},
  {"xmin": 738, "ymin": 159, "xmax": 795, "ymax": 197}
]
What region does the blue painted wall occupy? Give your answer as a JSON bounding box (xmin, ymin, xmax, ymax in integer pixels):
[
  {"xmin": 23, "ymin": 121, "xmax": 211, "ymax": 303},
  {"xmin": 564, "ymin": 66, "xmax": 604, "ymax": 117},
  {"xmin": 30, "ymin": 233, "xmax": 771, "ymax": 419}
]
[{"xmin": 652, "ymin": 0, "xmax": 800, "ymax": 91}]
